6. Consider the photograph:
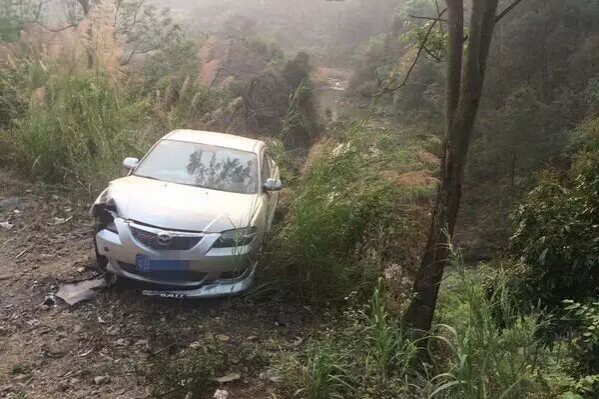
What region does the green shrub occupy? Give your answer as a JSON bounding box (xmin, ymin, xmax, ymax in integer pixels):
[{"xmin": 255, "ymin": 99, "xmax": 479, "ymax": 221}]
[
  {"xmin": 273, "ymin": 283, "xmax": 420, "ymax": 399},
  {"xmin": 269, "ymin": 123, "xmax": 437, "ymax": 303},
  {"xmin": 272, "ymin": 258, "xmax": 547, "ymax": 399},
  {"xmin": 1, "ymin": 74, "xmax": 154, "ymax": 192},
  {"xmin": 563, "ymin": 300, "xmax": 599, "ymax": 374},
  {"xmin": 0, "ymin": 63, "xmax": 26, "ymax": 128},
  {"xmin": 502, "ymin": 118, "xmax": 599, "ymax": 316},
  {"xmin": 425, "ymin": 256, "xmax": 546, "ymax": 399},
  {"xmin": 281, "ymin": 78, "xmax": 321, "ymax": 149}
]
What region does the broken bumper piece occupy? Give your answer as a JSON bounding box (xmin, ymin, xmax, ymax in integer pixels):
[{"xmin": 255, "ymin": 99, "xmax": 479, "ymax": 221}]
[{"xmin": 141, "ymin": 263, "xmax": 256, "ymax": 299}]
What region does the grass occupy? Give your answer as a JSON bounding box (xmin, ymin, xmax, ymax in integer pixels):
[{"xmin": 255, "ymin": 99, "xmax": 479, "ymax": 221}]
[
  {"xmin": 423, "ymin": 255, "xmax": 546, "ymax": 399},
  {"xmin": 147, "ymin": 340, "xmax": 225, "ymax": 398},
  {"xmin": 0, "ymin": 72, "xmax": 155, "ymax": 194},
  {"xmin": 146, "ymin": 334, "xmax": 274, "ymax": 398},
  {"xmin": 270, "ymin": 250, "xmax": 556, "ymax": 399},
  {"xmin": 0, "ymin": 45, "xmax": 231, "ymax": 197},
  {"xmin": 267, "ymin": 120, "xmax": 438, "ymax": 303}
]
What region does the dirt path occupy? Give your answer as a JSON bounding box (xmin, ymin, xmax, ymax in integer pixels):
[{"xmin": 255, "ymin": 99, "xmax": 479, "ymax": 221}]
[{"xmin": 0, "ymin": 171, "xmax": 314, "ymax": 399}]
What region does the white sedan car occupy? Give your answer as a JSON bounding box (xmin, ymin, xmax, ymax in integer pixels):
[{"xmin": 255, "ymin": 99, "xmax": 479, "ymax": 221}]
[{"xmin": 91, "ymin": 130, "xmax": 282, "ymax": 298}]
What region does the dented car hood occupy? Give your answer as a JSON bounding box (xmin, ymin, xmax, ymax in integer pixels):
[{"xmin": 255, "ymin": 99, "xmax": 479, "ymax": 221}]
[{"xmin": 105, "ymin": 176, "xmax": 261, "ymax": 232}]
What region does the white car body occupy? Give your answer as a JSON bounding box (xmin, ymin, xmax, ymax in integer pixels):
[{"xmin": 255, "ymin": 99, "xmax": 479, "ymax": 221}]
[{"xmin": 91, "ymin": 130, "xmax": 281, "ymax": 298}]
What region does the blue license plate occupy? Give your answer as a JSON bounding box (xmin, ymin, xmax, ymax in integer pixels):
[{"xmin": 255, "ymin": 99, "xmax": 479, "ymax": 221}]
[{"xmin": 135, "ymin": 255, "xmax": 190, "ymax": 272}]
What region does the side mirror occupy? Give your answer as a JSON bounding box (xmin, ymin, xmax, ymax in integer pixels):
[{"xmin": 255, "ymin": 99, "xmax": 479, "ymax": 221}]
[
  {"xmin": 264, "ymin": 178, "xmax": 283, "ymax": 192},
  {"xmin": 123, "ymin": 157, "xmax": 139, "ymax": 171}
]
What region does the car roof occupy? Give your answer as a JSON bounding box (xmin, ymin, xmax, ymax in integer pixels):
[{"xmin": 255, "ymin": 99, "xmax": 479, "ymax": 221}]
[{"xmin": 162, "ymin": 130, "xmax": 266, "ymax": 154}]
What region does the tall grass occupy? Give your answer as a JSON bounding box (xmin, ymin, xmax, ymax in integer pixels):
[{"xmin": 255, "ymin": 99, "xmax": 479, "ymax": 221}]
[
  {"xmin": 269, "ymin": 122, "xmax": 438, "ymax": 303},
  {"xmin": 272, "ymin": 253, "xmax": 549, "ymax": 399},
  {"xmin": 274, "ymin": 282, "xmax": 421, "ymax": 399},
  {"xmin": 422, "ymin": 254, "xmax": 545, "ymax": 399},
  {"xmin": 1, "ymin": 75, "xmax": 154, "ymax": 192}
]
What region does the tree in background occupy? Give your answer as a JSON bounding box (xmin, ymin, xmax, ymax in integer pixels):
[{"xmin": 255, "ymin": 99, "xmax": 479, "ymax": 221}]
[
  {"xmin": 5, "ymin": 0, "xmax": 180, "ymax": 65},
  {"xmin": 404, "ymin": 0, "xmax": 524, "ymax": 332}
]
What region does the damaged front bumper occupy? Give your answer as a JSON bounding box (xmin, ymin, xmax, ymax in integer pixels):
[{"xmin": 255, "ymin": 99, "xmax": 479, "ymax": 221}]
[
  {"xmin": 94, "ymin": 218, "xmax": 260, "ymax": 298},
  {"xmin": 141, "ymin": 263, "xmax": 256, "ymax": 298}
]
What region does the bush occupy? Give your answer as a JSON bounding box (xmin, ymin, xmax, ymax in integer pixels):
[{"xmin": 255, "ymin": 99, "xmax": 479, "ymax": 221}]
[
  {"xmin": 506, "ymin": 118, "xmax": 599, "ymax": 314},
  {"xmin": 0, "ymin": 74, "xmax": 154, "ymax": 192},
  {"xmin": 138, "ymin": 39, "xmax": 231, "ymax": 128},
  {"xmin": 562, "ymin": 300, "xmax": 599, "ymax": 374},
  {"xmin": 0, "ymin": 63, "xmax": 26, "ymax": 128},
  {"xmin": 425, "ymin": 257, "xmax": 546, "ymax": 399},
  {"xmin": 273, "ymin": 283, "xmax": 420, "ymax": 399},
  {"xmin": 272, "ymin": 256, "xmax": 547, "ymax": 399},
  {"xmin": 268, "ymin": 123, "xmax": 437, "ymax": 303}
]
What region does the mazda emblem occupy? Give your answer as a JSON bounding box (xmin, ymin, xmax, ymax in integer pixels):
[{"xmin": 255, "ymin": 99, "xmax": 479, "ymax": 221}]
[{"xmin": 157, "ymin": 233, "xmax": 172, "ymax": 246}]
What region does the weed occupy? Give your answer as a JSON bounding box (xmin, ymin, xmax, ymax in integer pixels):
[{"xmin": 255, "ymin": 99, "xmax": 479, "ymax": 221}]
[
  {"xmin": 422, "ymin": 251, "xmax": 546, "ymax": 399},
  {"xmin": 10, "ymin": 364, "xmax": 31, "ymax": 376},
  {"xmin": 148, "ymin": 342, "xmax": 225, "ymax": 398},
  {"xmin": 268, "ymin": 121, "xmax": 437, "ymax": 303},
  {"xmin": 0, "ymin": 73, "xmax": 154, "ymax": 193},
  {"xmin": 273, "ymin": 282, "xmax": 420, "ymax": 399}
]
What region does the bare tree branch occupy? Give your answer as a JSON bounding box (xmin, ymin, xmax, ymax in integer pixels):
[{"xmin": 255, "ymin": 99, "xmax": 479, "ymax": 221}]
[
  {"xmin": 119, "ymin": 24, "xmax": 177, "ymax": 65},
  {"xmin": 366, "ymin": 7, "xmax": 447, "ymax": 97},
  {"xmin": 496, "ymin": 0, "xmax": 524, "ymax": 22},
  {"xmin": 423, "ymin": 45, "xmax": 443, "ymax": 62},
  {"xmin": 409, "ymin": 15, "xmax": 447, "ymax": 22},
  {"xmin": 35, "ymin": 20, "xmax": 77, "ymax": 32}
]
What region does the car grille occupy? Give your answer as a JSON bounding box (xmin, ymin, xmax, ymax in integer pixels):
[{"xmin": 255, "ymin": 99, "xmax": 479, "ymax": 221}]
[
  {"xmin": 130, "ymin": 226, "xmax": 202, "ymax": 251},
  {"xmin": 118, "ymin": 262, "xmax": 207, "ymax": 283}
]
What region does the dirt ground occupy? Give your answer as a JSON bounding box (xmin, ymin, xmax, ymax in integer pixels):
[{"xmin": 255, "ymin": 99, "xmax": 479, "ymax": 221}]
[{"xmin": 0, "ymin": 171, "xmax": 315, "ymax": 399}]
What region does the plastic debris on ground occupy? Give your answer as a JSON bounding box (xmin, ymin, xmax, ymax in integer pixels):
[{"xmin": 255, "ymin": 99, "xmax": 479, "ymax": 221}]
[{"xmin": 55, "ymin": 278, "xmax": 107, "ymax": 305}]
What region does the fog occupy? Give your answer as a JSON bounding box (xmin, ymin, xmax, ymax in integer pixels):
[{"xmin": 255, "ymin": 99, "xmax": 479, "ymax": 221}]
[{"xmin": 148, "ymin": 0, "xmax": 398, "ymax": 63}]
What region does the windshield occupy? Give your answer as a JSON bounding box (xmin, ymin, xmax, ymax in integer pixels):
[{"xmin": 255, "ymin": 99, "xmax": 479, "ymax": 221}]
[{"xmin": 134, "ymin": 140, "xmax": 259, "ymax": 194}]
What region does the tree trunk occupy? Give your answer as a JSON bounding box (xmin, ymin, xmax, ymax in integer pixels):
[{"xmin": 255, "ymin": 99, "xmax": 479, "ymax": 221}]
[{"xmin": 404, "ymin": 0, "xmax": 499, "ymax": 333}]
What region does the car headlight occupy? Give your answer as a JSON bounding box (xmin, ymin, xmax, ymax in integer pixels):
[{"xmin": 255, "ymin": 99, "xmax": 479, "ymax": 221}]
[{"xmin": 213, "ymin": 227, "xmax": 258, "ymax": 248}]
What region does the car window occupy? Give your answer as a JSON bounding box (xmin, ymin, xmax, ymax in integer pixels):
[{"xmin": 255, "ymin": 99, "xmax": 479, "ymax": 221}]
[
  {"xmin": 261, "ymin": 153, "xmax": 271, "ymax": 184},
  {"xmin": 134, "ymin": 140, "xmax": 258, "ymax": 194}
]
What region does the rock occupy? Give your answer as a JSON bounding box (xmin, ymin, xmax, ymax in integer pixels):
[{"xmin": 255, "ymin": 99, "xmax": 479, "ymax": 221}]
[
  {"xmin": 189, "ymin": 341, "xmax": 202, "ymax": 349},
  {"xmin": 0, "ymin": 222, "xmax": 14, "ymax": 230},
  {"xmin": 215, "ymin": 334, "xmax": 230, "ymax": 342},
  {"xmin": 133, "ymin": 339, "xmax": 148, "ymax": 347},
  {"xmin": 115, "ymin": 338, "xmax": 129, "ymax": 347},
  {"xmin": 213, "ymin": 389, "xmax": 229, "ymax": 399},
  {"xmin": 213, "ymin": 373, "xmax": 241, "ymax": 383},
  {"xmin": 93, "ymin": 375, "xmax": 110, "ymax": 385}
]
